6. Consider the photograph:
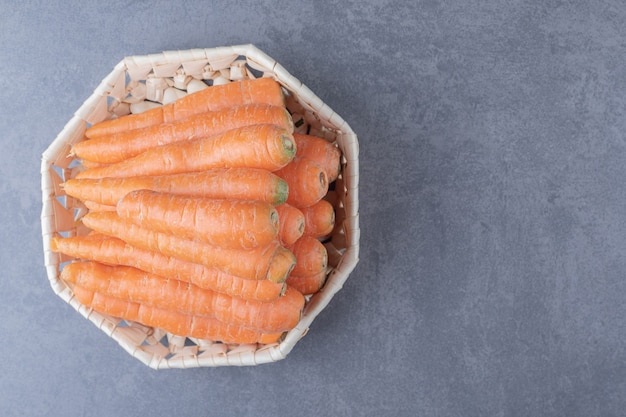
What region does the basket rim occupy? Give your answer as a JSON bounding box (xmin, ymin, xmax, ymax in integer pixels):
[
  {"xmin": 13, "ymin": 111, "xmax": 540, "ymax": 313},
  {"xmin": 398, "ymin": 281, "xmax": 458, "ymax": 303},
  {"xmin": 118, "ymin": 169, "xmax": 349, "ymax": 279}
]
[{"xmin": 40, "ymin": 44, "xmax": 360, "ymax": 368}]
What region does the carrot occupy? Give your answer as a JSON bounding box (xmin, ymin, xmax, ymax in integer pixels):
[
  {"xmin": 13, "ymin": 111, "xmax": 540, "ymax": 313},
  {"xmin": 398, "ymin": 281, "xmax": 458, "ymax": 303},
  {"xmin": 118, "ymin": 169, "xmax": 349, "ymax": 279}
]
[
  {"xmin": 265, "ymin": 245, "xmax": 297, "ymax": 285},
  {"xmin": 293, "ymin": 133, "xmax": 342, "ymax": 182},
  {"xmin": 274, "ymin": 156, "xmax": 328, "ymax": 208},
  {"xmin": 300, "ymin": 199, "xmax": 335, "ymax": 238},
  {"xmin": 71, "ymin": 282, "xmax": 282, "ymax": 344},
  {"xmin": 62, "ymin": 261, "xmax": 304, "ymax": 333},
  {"xmin": 76, "ymin": 124, "xmax": 296, "ymax": 179},
  {"xmin": 81, "ymin": 211, "xmax": 294, "ymax": 282},
  {"xmin": 51, "ymin": 234, "xmax": 286, "ymax": 302},
  {"xmin": 275, "ymin": 203, "xmax": 305, "ymax": 246},
  {"xmin": 63, "ymin": 168, "xmax": 289, "ymax": 207},
  {"xmin": 83, "ymin": 200, "xmax": 116, "ymax": 212},
  {"xmin": 286, "ymin": 270, "xmax": 328, "ymax": 295},
  {"xmin": 75, "ymin": 104, "xmax": 294, "ymax": 164},
  {"xmin": 85, "ymin": 77, "xmax": 286, "ymax": 138},
  {"xmin": 79, "ymin": 159, "xmax": 108, "ymax": 169},
  {"xmin": 288, "ymin": 235, "xmax": 328, "ymax": 277},
  {"xmin": 116, "ymin": 190, "xmax": 279, "ymax": 249}
]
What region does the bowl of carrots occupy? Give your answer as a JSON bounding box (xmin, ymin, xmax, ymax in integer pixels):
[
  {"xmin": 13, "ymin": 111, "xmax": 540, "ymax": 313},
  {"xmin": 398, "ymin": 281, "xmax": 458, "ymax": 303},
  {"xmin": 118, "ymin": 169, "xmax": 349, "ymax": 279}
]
[{"xmin": 40, "ymin": 45, "xmax": 359, "ymax": 368}]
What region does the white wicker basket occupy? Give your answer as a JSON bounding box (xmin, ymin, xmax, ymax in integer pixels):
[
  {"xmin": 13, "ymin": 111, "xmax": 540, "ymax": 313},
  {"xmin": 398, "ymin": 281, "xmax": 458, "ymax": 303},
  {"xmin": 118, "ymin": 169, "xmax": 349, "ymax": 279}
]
[{"xmin": 40, "ymin": 45, "xmax": 359, "ymax": 368}]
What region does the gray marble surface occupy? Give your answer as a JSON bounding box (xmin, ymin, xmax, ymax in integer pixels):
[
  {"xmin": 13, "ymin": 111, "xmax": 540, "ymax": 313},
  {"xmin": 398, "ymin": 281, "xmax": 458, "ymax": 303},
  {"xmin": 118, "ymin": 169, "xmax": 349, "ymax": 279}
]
[{"xmin": 3, "ymin": 1, "xmax": 626, "ymax": 416}]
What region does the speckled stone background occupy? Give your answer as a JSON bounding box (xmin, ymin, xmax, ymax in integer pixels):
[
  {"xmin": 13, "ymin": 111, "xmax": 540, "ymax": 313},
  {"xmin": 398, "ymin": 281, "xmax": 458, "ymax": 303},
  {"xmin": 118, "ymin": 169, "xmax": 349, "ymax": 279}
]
[{"xmin": 3, "ymin": 1, "xmax": 626, "ymax": 416}]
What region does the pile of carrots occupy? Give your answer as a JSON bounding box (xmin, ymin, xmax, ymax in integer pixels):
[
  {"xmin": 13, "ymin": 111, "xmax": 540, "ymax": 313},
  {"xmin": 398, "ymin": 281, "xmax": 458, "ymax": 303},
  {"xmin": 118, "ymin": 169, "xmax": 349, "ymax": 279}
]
[{"xmin": 51, "ymin": 77, "xmax": 342, "ymax": 345}]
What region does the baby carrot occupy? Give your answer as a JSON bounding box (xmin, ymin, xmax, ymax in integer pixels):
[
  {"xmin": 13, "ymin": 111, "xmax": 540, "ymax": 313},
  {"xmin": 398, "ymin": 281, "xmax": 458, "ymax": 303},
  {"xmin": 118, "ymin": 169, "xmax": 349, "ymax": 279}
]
[
  {"xmin": 74, "ymin": 104, "xmax": 294, "ymax": 164},
  {"xmin": 63, "ymin": 261, "xmax": 304, "ymax": 333},
  {"xmin": 63, "ymin": 168, "xmax": 289, "ymax": 207},
  {"xmin": 50, "ymin": 234, "xmax": 286, "ymax": 302},
  {"xmin": 76, "ymin": 124, "xmax": 296, "ymax": 179},
  {"xmin": 300, "ymin": 199, "xmax": 335, "ymax": 238},
  {"xmin": 288, "ymin": 235, "xmax": 328, "ymax": 277},
  {"xmin": 274, "ymin": 156, "xmax": 329, "ymax": 208},
  {"xmin": 81, "ymin": 211, "xmax": 294, "ymax": 282},
  {"xmin": 116, "ymin": 190, "xmax": 279, "ymax": 249},
  {"xmin": 293, "ymin": 133, "xmax": 342, "ymax": 182},
  {"xmin": 85, "ymin": 77, "xmax": 286, "ymax": 138},
  {"xmin": 71, "ymin": 282, "xmax": 282, "ymax": 344},
  {"xmin": 275, "ymin": 203, "xmax": 305, "ymax": 246},
  {"xmin": 286, "ymin": 270, "xmax": 328, "ymax": 296}
]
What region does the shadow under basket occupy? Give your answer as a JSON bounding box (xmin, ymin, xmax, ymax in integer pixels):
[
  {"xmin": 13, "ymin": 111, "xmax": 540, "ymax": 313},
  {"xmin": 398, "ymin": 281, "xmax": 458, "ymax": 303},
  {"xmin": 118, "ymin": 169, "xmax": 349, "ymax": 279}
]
[{"xmin": 40, "ymin": 44, "xmax": 359, "ymax": 368}]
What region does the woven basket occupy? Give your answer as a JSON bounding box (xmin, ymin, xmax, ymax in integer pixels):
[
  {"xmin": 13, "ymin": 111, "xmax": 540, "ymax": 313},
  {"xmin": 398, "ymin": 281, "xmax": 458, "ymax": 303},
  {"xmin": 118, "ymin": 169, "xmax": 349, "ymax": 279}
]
[{"xmin": 40, "ymin": 45, "xmax": 359, "ymax": 368}]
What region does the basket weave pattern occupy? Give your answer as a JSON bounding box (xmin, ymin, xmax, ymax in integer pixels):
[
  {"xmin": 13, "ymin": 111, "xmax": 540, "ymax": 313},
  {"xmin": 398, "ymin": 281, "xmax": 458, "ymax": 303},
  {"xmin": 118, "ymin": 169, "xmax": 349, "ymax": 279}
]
[{"xmin": 40, "ymin": 45, "xmax": 359, "ymax": 368}]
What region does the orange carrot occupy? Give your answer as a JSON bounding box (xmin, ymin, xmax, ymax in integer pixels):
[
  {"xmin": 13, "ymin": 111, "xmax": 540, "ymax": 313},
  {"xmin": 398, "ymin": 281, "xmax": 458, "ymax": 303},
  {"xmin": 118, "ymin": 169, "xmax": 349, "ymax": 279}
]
[
  {"xmin": 71, "ymin": 282, "xmax": 282, "ymax": 344},
  {"xmin": 116, "ymin": 190, "xmax": 279, "ymax": 249},
  {"xmin": 275, "ymin": 203, "xmax": 305, "ymax": 246},
  {"xmin": 293, "ymin": 133, "xmax": 342, "ymax": 182},
  {"xmin": 288, "ymin": 235, "xmax": 328, "ymax": 277},
  {"xmin": 63, "ymin": 168, "xmax": 289, "ymax": 207},
  {"xmin": 300, "ymin": 199, "xmax": 335, "ymax": 238},
  {"xmin": 81, "ymin": 211, "xmax": 294, "ymax": 282},
  {"xmin": 79, "ymin": 159, "xmax": 108, "ymax": 169},
  {"xmin": 51, "ymin": 234, "xmax": 286, "ymax": 302},
  {"xmin": 76, "ymin": 124, "xmax": 295, "ymax": 179},
  {"xmin": 286, "ymin": 270, "xmax": 328, "ymax": 295},
  {"xmin": 62, "ymin": 261, "xmax": 304, "ymax": 333},
  {"xmin": 75, "ymin": 104, "xmax": 294, "ymax": 164},
  {"xmin": 274, "ymin": 156, "xmax": 328, "ymax": 208},
  {"xmin": 85, "ymin": 77, "xmax": 286, "ymax": 138},
  {"xmin": 83, "ymin": 201, "xmax": 116, "ymax": 212}
]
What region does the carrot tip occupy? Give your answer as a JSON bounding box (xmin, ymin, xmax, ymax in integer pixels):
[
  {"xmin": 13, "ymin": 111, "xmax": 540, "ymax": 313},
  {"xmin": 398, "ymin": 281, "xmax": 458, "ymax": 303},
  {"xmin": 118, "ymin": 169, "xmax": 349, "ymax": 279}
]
[
  {"xmin": 270, "ymin": 208, "xmax": 280, "ymax": 233},
  {"xmin": 266, "ymin": 247, "xmax": 296, "ymax": 283},
  {"xmin": 275, "ymin": 178, "xmax": 289, "ymax": 206},
  {"xmin": 259, "ymin": 331, "xmax": 286, "ymax": 345},
  {"xmin": 297, "ymin": 220, "xmax": 305, "ymax": 235},
  {"xmin": 281, "ymin": 134, "xmax": 296, "ymax": 160},
  {"xmin": 319, "ymin": 171, "xmax": 327, "ymax": 188},
  {"xmin": 283, "ymin": 108, "xmax": 295, "ymax": 134},
  {"xmin": 50, "ymin": 236, "xmax": 59, "ymax": 252}
]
